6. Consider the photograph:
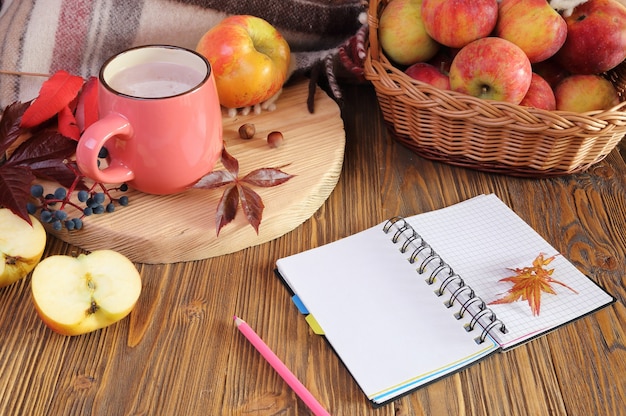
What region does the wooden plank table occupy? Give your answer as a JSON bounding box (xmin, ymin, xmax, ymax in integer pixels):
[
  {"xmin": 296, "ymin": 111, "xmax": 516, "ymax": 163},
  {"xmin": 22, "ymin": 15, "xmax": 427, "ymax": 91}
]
[{"xmin": 1, "ymin": 82, "xmax": 625, "ymax": 415}]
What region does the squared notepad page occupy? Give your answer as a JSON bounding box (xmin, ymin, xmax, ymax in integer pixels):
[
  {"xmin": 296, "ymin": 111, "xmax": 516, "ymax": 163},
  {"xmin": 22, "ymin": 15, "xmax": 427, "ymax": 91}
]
[
  {"xmin": 276, "ymin": 194, "xmax": 615, "ymax": 405},
  {"xmin": 404, "ymin": 194, "xmax": 614, "ymax": 349}
]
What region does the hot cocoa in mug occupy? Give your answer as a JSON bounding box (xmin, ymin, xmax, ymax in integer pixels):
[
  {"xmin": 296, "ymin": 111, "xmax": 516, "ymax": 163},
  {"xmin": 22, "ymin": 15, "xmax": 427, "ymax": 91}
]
[{"xmin": 76, "ymin": 45, "xmax": 223, "ymax": 195}]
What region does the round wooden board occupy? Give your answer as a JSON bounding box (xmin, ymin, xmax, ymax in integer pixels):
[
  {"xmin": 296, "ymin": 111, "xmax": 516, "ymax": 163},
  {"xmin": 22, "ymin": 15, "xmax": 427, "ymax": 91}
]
[{"xmin": 45, "ymin": 79, "xmax": 345, "ymax": 263}]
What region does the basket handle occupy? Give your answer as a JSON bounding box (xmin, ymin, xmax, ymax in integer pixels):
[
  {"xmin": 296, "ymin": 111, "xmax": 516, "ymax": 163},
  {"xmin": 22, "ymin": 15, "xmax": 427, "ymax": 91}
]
[{"xmin": 367, "ymin": 0, "xmax": 381, "ymax": 62}]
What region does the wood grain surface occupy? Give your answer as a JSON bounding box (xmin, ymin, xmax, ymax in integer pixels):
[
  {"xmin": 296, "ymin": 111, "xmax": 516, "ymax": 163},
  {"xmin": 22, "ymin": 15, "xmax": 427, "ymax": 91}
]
[
  {"xmin": 1, "ymin": 82, "xmax": 625, "ymax": 416},
  {"xmin": 43, "ymin": 78, "xmax": 345, "ymax": 263}
]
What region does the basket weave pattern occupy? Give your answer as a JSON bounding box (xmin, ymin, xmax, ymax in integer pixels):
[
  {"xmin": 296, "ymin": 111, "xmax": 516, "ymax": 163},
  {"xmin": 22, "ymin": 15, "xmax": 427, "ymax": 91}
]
[{"xmin": 364, "ymin": 0, "xmax": 626, "ymax": 177}]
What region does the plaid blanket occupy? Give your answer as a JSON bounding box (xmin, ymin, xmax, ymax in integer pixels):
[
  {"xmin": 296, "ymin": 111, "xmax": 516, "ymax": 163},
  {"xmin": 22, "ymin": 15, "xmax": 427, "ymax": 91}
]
[{"xmin": 0, "ymin": 0, "xmax": 366, "ymax": 109}]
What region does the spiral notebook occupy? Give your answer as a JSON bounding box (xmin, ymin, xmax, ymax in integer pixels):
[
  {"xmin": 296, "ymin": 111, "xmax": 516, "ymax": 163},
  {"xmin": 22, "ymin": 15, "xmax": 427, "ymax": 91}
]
[{"xmin": 275, "ymin": 194, "xmax": 615, "ymax": 406}]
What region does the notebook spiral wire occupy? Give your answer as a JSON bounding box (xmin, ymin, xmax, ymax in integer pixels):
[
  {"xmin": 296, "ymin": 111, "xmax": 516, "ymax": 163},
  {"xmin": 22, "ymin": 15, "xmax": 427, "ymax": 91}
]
[{"xmin": 383, "ymin": 216, "xmax": 508, "ymax": 344}]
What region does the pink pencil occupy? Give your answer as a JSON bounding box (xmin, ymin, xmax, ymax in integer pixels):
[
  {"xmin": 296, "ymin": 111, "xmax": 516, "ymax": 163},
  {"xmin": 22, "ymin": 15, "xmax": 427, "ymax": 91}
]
[{"xmin": 233, "ymin": 315, "xmax": 331, "ymax": 416}]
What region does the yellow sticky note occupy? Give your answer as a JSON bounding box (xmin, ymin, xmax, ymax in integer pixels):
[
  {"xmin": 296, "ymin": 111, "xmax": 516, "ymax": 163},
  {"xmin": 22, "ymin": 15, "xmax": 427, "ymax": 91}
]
[{"xmin": 305, "ymin": 314, "xmax": 325, "ymax": 335}]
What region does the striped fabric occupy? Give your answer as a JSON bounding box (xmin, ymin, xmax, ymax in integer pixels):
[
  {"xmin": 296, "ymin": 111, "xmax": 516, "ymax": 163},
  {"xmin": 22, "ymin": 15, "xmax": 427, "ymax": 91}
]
[{"xmin": 0, "ymin": 0, "xmax": 364, "ymax": 109}]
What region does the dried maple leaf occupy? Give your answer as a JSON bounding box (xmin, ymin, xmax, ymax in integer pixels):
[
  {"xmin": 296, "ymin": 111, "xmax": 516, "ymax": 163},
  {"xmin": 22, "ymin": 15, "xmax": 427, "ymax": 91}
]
[
  {"xmin": 489, "ymin": 253, "xmax": 578, "ymax": 316},
  {"xmin": 194, "ymin": 146, "xmax": 294, "ymax": 236}
]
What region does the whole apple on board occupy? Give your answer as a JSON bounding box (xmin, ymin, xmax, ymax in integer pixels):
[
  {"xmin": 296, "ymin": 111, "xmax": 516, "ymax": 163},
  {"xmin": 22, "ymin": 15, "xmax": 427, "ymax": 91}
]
[
  {"xmin": 405, "ymin": 62, "xmax": 450, "ymax": 89},
  {"xmin": 554, "ymin": 74, "xmax": 620, "ymax": 112},
  {"xmin": 520, "ymin": 73, "xmax": 556, "ymax": 110},
  {"xmin": 0, "ymin": 208, "xmax": 47, "ymax": 288},
  {"xmin": 449, "ymin": 37, "xmax": 532, "ymax": 104},
  {"xmin": 31, "ymin": 250, "xmax": 142, "ymax": 336},
  {"xmin": 196, "ymin": 15, "xmax": 291, "ymax": 110},
  {"xmin": 555, "ymin": 0, "xmax": 626, "ymax": 74},
  {"xmin": 379, "ymin": 0, "xmax": 440, "ymax": 66},
  {"xmin": 495, "ymin": 0, "xmax": 567, "ymax": 63},
  {"xmin": 421, "ymin": 0, "xmax": 499, "ymax": 48}
]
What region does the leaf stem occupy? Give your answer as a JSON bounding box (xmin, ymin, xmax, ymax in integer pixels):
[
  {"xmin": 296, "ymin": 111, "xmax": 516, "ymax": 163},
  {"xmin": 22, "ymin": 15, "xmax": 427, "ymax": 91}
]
[{"xmin": 0, "ymin": 70, "xmax": 52, "ymax": 78}]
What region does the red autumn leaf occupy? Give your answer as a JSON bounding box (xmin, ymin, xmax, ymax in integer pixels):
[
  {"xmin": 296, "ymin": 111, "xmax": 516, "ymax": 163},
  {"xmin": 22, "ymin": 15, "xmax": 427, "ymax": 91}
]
[
  {"xmin": 20, "ymin": 70, "xmax": 84, "ymax": 129},
  {"xmin": 0, "ymin": 101, "xmax": 30, "ymax": 156},
  {"xmin": 193, "ymin": 145, "xmax": 293, "ymax": 236},
  {"xmin": 57, "ymin": 105, "xmax": 80, "ymax": 140},
  {"xmin": 489, "ymin": 253, "xmax": 578, "ymax": 316},
  {"xmin": 241, "ymin": 167, "xmax": 294, "ymax": 187},
  {"xmin": 238, "ymin": 184, "xmax": 264, "ymax": 233},
  {"xmin": 0, "ymin": 165, "xmax": 35, "ymax": 224},
  {"xmin": 75, "ymin": 76, "xmax": 99, "ymax": 132},
  {"xmin": 216, "ymin": 184, "xmax": 240, "ymax": 236},
  {"xmin": 194, "ymin": 169, "xmax": 236, "ymax": 189},
  {"xmin": 220, "ymin": 145, "xmax": 239, "ymax": 175}
]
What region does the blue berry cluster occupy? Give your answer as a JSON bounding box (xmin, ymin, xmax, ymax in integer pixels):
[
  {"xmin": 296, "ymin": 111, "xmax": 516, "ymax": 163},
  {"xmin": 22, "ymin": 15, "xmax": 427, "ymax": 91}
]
[{"xmin": 27, "ymin": 182, "xmax": 129, "ymax": 231}]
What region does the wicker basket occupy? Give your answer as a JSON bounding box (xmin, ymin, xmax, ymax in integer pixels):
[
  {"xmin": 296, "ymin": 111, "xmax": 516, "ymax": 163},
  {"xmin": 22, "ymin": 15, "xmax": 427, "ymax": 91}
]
[{"xmin": 363, "ymin": 0, "xmax": 626, "ymax": 177}]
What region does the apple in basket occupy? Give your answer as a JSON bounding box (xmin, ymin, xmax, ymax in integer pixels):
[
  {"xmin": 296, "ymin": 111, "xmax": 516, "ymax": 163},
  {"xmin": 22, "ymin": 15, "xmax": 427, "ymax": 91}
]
[
  {"xmin": 554, "ymin": 74, "xmax": 620, "ymax": 112},
  {"xmin": 449, "ymin": 37, "xmax": 532, "ymax": 104},
  {"xmin": 378, "ymin": 0, "xmax": 440, "ymax": 66},
  {"xmin": 554, "ymin": 0, "xmax": 626, "ymax": 75},
  {"xmin": 196, "ymin": 15, "xmax": 291, "ymax": 109},
  {"xmin": 405, "ymin": 62, "xmax": 450, "ymax": 89},
  {"xmin": 519, "ymin": 73, "xmax": 556, "ymax": 111},
  {"xmin": 0, "ymin": 208, "xmax": 47, "ymax": 288},
  {"xmin": 421, "ymin": 0, "xmax": 499, "ymax": 48},
  {"xmin": 495, "ymin": 0, "xmax": 567, "ymax": 63},
  {"xmin": 31, "ymin": 250, "xmax": 142, "ymax": 336}
]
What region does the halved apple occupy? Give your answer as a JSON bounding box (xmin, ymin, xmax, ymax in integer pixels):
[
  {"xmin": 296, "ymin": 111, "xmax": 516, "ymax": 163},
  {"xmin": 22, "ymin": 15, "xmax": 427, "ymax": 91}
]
[
  {"xmin": 0, "ymin": 208, "xmax": 47, "ymax": 288},
  {"xmin": 31, "ymin": 249, "xmax": 141, "ymax": 336}
]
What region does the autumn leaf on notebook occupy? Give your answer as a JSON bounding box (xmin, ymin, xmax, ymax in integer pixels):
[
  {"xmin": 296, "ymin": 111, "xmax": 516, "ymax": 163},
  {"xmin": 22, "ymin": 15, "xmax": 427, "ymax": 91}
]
[{"xmin": 489, "ymin": 253, "xmax": 579, "ymax": 316}]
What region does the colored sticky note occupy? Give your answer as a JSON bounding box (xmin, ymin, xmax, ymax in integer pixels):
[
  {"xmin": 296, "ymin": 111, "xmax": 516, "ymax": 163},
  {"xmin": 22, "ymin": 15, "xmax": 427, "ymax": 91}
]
[
  {"xmin": 291, "ymin": 295, "xmax": 309, "ymax": 314},
  {"xmin": 305, "ymin": 314, "xmax": 325, "ymax": 335}
]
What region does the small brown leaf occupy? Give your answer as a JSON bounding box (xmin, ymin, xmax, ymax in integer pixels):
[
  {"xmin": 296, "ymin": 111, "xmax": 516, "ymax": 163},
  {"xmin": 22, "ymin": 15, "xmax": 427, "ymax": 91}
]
[
  {"xmin": 0, "ymin": 164, "xmax": 35, "ymax": 224},
  {"xmin": 0, "ymin": 101, "xmax": 30, "ymax": 156},
  {"xmin": 241, "ymin": 167, "xmax": 294, "ymax": 187},
  {"xmin": 193, "ymin": 170, "xmax": 236, "ymax": 189},
  {"xmin": 220, "ymin": 145, "xmax": 239, "ymax": 175},
  {"xmin": 238, "ymin": 184, "xmax": 264, "ymax": 234},
  {"xmin": 216, "ymin": 184, "xmax": 240, "ymax": 236}
]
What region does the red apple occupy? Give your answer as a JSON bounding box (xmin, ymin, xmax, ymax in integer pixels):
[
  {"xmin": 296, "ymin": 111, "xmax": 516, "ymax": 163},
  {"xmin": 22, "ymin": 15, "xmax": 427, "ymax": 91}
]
[
  {"xmin": 427, "ymin": 47, "xmax": 459, "ymax": 74},
  {"xmin": 554, "ymin": 0, "xmax": 626, "ymax": 74},
  {"xmin": 554, "ymin": 74, "xmax": 620, "ymax": 112},
  {"xmin": 379, "ymin": 0, "xmax": 440, "ymax": 66},
  {"xmin": 421, "ymin": 0, "xmax": 499, "ymax": 48},
  {"xmin": 519, "ymin": 73, "xmax": 556, "ymax": 110},
  {"xmin": 405, "ymin": 62, "xmax": 451, "ymax": 89},
  {"xmin": 196, "ymin": 15, "xmax": 291, "ymax": 109},
  {"xmin": 495, "ymin": 0, "xmax": 567, "ymax": 63},
  {"xmin": 449, "ymin": 37, "xmax": 532, "ymax": 104},
  {"xmin": 532, "ymin": 59, "xmax": 570, "ymax": 89}
]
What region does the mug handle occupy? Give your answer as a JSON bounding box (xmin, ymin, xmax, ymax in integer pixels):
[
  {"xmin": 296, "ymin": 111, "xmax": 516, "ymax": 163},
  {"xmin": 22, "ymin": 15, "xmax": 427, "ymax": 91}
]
[{"xmin": 76, "ymin": 113, "xmax": 136, "ymax": 184}]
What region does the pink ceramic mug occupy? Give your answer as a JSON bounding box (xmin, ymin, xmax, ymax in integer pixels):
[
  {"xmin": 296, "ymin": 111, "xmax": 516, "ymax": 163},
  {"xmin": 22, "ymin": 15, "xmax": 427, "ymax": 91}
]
[{"xmin": 76, "ymin": 45, "xmax": 223, "ymax": 195}]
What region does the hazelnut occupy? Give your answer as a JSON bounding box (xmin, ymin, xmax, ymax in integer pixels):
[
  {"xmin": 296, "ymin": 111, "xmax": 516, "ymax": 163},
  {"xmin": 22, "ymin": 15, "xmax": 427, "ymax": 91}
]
[
  {"xmin": 267, "ymin": 131, "xmax": 284, "ymax": 148},
  {"xmin": 238, "ymin": 123, "xmax": 256, "ymax": 140}
]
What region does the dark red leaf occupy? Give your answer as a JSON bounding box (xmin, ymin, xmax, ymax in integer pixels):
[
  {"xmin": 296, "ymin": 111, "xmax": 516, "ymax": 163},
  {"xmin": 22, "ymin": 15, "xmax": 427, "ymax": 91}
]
[
  {"xmin": 216, "ymin": 184, "xmax": 240, "ymax": 236},
  {"xmin": 57, "ymin": 105, "xmax": 80, "ymax": 140},
  {"xmin": 6, "ymin": 130, "xmax": 76, "ymax": 166},
  {"xmin": 20, "ymin": 70, "xmax": 85, "ymax": 129},
  {"xmin": 220, "ymin": 145, "xmax": 238, "ymax": 175},
  {"xmin": 241, "ymin": 167, "xmax": 294, "ymax": 187},
  {"xmin": 238, "ymin": 184, "xmax": 264, "ymax": 234},
  {"xmin": 0, "ymin": 164, "xmax": 35, "ymax": 224},
  {"xmin": 75, "ymin": 76, "xmax": 99, "ymax": 132},
  {"xmin": 29, "ymin": 160, "xmax": 86, "ymax": 189},
  {"xmin": 0, "ymin": 101, "xmax": 30, "ymax": 156},
  {"xmin": 193, "ymin": 169, "xmax": 236, "ymax": 189}
]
